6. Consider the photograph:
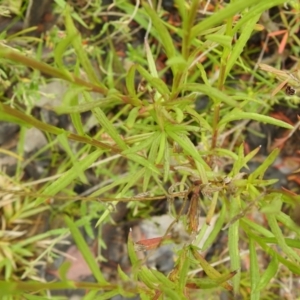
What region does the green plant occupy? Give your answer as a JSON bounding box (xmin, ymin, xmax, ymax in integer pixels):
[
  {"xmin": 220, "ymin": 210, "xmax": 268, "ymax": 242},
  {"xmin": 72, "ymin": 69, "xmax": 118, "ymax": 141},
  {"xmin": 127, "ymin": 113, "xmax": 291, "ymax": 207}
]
[{"xmin": 0, "ymin": 0, "xmax": 300, "ymax": 299}]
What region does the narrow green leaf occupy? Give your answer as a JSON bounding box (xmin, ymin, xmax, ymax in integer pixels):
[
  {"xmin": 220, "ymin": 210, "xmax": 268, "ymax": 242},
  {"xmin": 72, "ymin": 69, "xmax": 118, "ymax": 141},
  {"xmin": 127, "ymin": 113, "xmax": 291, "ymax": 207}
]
[
  {"xmin": 248, "ymin": 148, "xmax": 280, "ymax": 181},
  {"xmin": 276, "ymin": 212, "xmax": 300, "ymax": 236},
  {"xmin": 205, "ymin": 34, "xmax": 232, "ymax": 48},
  {"xmin": 161, "ymin": 287, "xmax": 182, "ymax": 300},
  {"xmin": 260, "ymin": 194, "xmax": 282, "ymax": 215},
  {"xmin": 126, "ymin": 153, "xmax": 160, "ymax": 175},
  {"xmin": 155, "ymin": 131, "xmax": 166, "ymax": 164},
  {"xmin": 125, "ymin": 65, "xmax": 142, "ymax": 105},
  {"xmin": 93, "ymin": 290, "xmax": 120, "ymax": 300},
  {"xmin": 244, "ymin": 228, "xmax": 300, "ymax": 275},
  {"xmin": 151, "ymin": 269, "xmax": 176, "ymax": 289},
  {"xmin": 83, "ymin": 91, "xmax": 127, "ymax": 149},
  {"xmin": 142, "ymin": 3, "xmax": 177, "ymax": 73},
  {"xmin": 122, "ymin": 134, "xmax": 156, "ymax": 155},
  {"xmin": 182, "ymin": 83, "xmax": 239, "ymax": 107},
  {"xmin": 266, "ymin": 214, "xmax": 300, "ymax": 263},
  {"xmin": 228, "ymin": 195, "xmax": 241, "ymax": 293},
  {"xmin": 174, "ymin": 0, "xmax": 187, "ymax": 25},
  {"xmin": 116, "ymin": 2, "xmax": 159, "ymax": 36},
  {"xmin": 34, "ymin": 149, "xmax": 102, "ymax": 206},
  {"xmin": 126, "ymin": 107, "xmax": 140, "ymax": 129},
  {"xmin": 54, "ymin": 32, "xmax": 75, "ymax": 71},
  {"xmin": 255, "ymin": 257, "xmax": 278, "ymax": 292},
  {"xmin": 215, "ymin": 148, "xmax": 238, "ymax": 160},
  {"xmin": 61, "ymin": 85, "xmax": 87, "ymax": 106},
  {"xmin": 249, "ymin": 238, "xmax": 260, "ymax": 300},
  {"xmin": 190, "ymin": 0, "xmax": 285, "ymax": 39},
  {"xmin": 185, "ymin": 106, "xmax": 212, "ymax": 131},
  {"xmin": 57, "ymin": 134, "xmax": 87, "ymax": 183},
  {"xmin": 58, "ymin": 261, "xmax": 72, "ymax": 281},
  {"xmin": 177, "ymin": 248, "xmax": 190, "ymax": 292},
  {"xmin": 172, "ymin": 107, "xmax": 184, "ymax": 123},
  {"xmin": 218, "ymin": 111, "xmax": 293, "ymax": 129},
  {"xmin": 190, "ymin": 246, "xmax": 233, "ymax": 290},
  {"xmin": 128, "ymin": 231, "xmax": 139, "ymax": 267},
  {"xmin": 241, "ymin": 219, "xmax": 274, "ymax": 238},
  {"xmin": 206, "ymin": 191, "xmax": 219, "ymax": 226},
  {"xmin": 197, "ymin": 63, "xmax": 210, "ymax": 86},
  {"xmin": 202, "ymin": 203, "xmax": 226, "ymax": 251},
  {"xmin": 91, "ymin": 171, "xmax": 135, "ymax": 200},
  {"xmin": 143, "ymin": 133, "xmax": 161, "ymax": 191},
  {"xmin": 64, "ymin": 7, "xmax": 99, "ymax": 85},
  {"xmin": 163, "ymin": 138, "xmax": 170, "ymax": 182},
  {"xmin": 166, "ymin": 130, "xmax": 210, "ymax": 171},
  {"xmin": 179, "ymin": 0, "xmax": 201, "ymax": 58},
  {"xmin": 54, "ymin": 96, "xmax": 122, "ymax": 114},
  {"xmin": 138, "ymin": 267, "xmax": 156, "ymax": 289},
  {"xmin": 64, "ymin": 215, "xmax": 107, "ymax": 284},
  {"xmin": 243, "ymin": 146, "xmax": 261, "ymax": 165},
  {"xmin": 120, "ymin": 168, "xmax": 145, "ymax": 197},
  {"xmin": 259, "ymin": 237, "xmax": 300, "ymax": 249},
  {"xmin": 117, "ymin": 265, "xmax": 131, "ymax": 281},
  {"xmin": 225, "ymin": 14, "xmax": 260, "ymax": 77},
  {"xmin": 164, "ymin": 123, "xmax": 201, "ymax": 132},
  {"xmin": 81, "ymin": 203, "xmax": 95, "ymax": 240},
  {"xmin": 145, "ymin": 39, "xmax": 158, "ymax": 78},
  {"xmin": 136, "ymin": 65, "xmax": 170, "ymax": 99},
  {"xmin": 231, "ymin": 143, "xmax": 245, "ymax": 176},
  {"xmin": 61, "ymin": 86, "xmax": 85, "ymax": 135},
  {"xmin": 166, "ymin": 55, "xmax": 188, "ymax": 69},
  {"xmin": 189, "ymin": 274, "xmax": 234, "ymax": 289},
  {"xmin": 233, "ymin": 1, "xmax": 287, "ymax": 34}
]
